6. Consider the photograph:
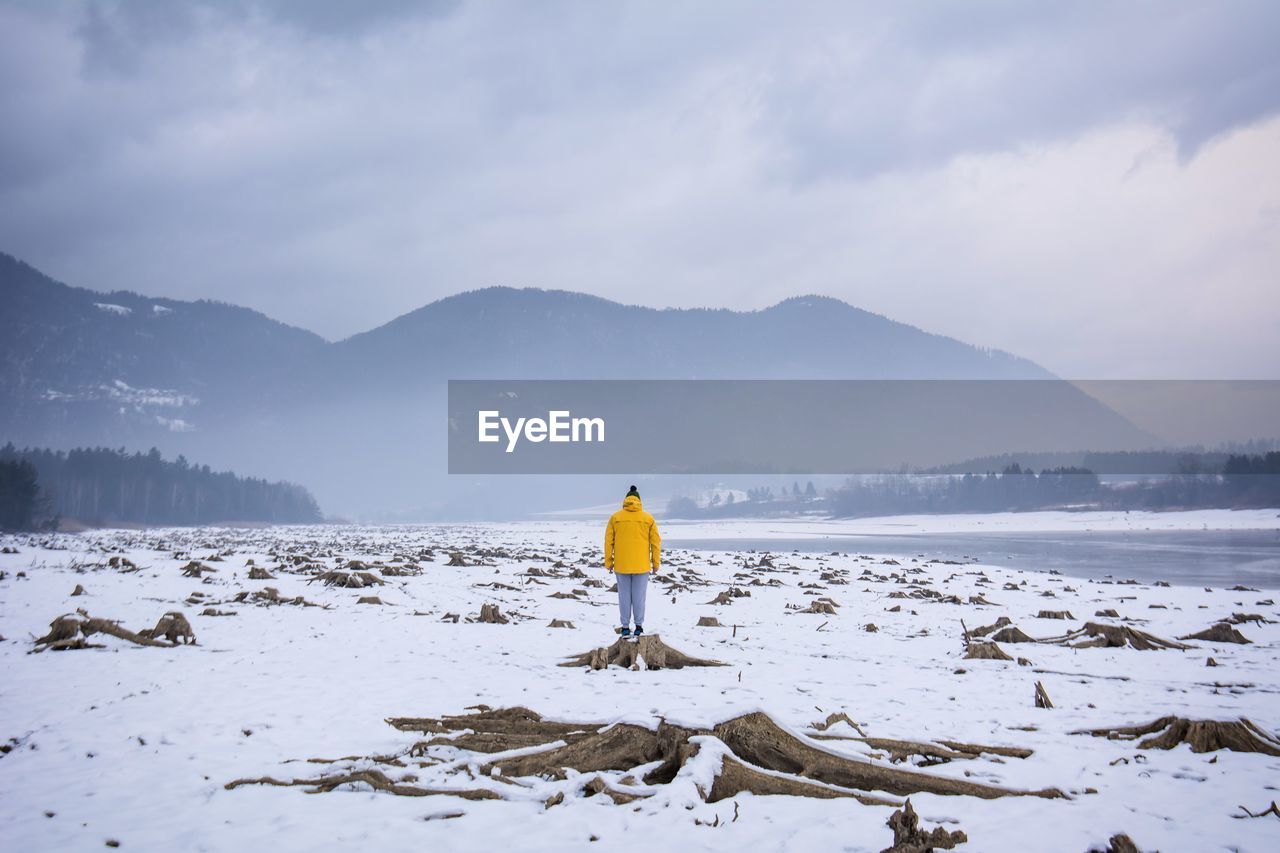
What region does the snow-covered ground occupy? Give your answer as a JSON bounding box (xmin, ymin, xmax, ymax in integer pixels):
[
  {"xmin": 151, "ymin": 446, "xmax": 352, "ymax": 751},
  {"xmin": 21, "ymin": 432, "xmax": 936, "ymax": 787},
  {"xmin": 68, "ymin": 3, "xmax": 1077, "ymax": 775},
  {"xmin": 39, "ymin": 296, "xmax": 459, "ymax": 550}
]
[{"xmin": 1, "ymin": 513, "xmax": 1278, "ymax": 852}]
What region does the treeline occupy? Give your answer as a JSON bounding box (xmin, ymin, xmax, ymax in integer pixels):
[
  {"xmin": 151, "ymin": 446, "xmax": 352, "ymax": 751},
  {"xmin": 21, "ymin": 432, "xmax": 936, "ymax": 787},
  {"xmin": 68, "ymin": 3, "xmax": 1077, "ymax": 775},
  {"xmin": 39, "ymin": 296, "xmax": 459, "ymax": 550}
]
[
  {"xmin": 828, "ymin": 466, "xmax": 1102, "ymax": 516},
  {"xmin": 668, "ymin": 481, "xmax": 819, "ymax": 519},
  {"xmin": 0, "ymin": 458, "xmax": 53, "ymax": 531},
  {"xmin": 666, "ymin": 453, "xmax": 1280, "ymax": 518},
  {"xmin": 0, "ymin": 444, "xmax": 322, "ymax": 529},
  {"xmin": 925, "ymin": 442, "xmax": 1277, "ymax": 476},
  {"xmin": 829, "ymin": 454, "xmax": 1280, "ymax": 516}
]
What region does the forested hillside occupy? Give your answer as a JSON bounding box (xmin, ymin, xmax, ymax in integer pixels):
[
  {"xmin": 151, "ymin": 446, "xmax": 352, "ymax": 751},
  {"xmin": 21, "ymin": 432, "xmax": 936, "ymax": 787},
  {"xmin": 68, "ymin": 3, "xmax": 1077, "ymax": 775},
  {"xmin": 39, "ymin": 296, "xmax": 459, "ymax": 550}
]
[{"xmin": 0, "ymin": 445, "xmax": 321, "ymax": 528}]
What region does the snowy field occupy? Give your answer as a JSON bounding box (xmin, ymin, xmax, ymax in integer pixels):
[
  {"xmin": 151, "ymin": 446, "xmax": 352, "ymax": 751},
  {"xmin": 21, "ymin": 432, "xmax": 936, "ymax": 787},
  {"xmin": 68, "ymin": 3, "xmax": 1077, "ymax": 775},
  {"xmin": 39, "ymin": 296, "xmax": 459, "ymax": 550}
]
[{"xmin": 1, "ymin": 511, "xmax": 1278, "ymax": 852}]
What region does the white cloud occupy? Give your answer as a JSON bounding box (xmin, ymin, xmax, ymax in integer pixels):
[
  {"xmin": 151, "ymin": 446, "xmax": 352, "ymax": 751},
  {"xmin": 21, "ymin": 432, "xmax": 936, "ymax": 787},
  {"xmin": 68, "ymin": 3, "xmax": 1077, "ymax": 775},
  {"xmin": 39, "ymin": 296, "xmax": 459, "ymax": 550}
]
[{"xmin": 0, "ymin": 0, "xmax": 1276, "ymax": 378}]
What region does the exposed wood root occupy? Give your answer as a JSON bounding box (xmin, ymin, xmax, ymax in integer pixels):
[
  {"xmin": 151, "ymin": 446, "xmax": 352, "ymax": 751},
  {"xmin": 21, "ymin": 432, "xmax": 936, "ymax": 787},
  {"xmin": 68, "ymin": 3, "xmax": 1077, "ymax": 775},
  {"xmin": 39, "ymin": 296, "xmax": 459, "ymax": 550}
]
[
  {"xmin": 1235, "ymin": 801, "xmax": 1280, "ymax": 819},
  {"xmin": 225, "ymin": 769, "xmax": 500, "ymax": 799},
  {"xmin": 711, "ymin": 712, "xmax": 1062, "ymax": 800},
  {"xmin": 810, "ymin": 711, "xmax": 867, "ymax": 737},
  {"xmin": 706, "ymin": 748, "xmax": 897, "ymax": 806},
  {"xmin": 233, "ymin": 706, "xmax": 1062, "ymax": 809}
]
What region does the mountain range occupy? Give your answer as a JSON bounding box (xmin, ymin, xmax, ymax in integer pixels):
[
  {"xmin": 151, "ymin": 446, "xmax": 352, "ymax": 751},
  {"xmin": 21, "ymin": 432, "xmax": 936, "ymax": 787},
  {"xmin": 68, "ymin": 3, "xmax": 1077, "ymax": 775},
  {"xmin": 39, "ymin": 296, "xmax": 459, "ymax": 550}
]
[{"xmin": 1, "ymin": 251, "xmax": 1150, "ymax": 519}]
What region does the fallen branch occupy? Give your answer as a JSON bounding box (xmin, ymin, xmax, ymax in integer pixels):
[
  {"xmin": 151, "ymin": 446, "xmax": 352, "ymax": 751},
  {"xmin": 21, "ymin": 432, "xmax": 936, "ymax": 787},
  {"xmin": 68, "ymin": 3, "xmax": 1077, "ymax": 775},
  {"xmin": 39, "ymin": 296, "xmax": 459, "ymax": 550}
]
[
  {"xmin": 1235, "ymin": 801, "xmax": 1280, "ymax": 820},
  {"xmin": 226, "ymin": 769, "xmax": 500, "ymax": 799}
]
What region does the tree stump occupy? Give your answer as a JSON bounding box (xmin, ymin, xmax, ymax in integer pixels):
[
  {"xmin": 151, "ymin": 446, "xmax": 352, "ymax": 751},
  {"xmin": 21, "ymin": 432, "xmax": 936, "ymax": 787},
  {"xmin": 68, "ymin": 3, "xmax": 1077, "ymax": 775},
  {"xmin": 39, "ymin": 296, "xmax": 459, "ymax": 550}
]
[
  {"xmin": 1178, "ymin": 623, "xmax": 1251, "ymax": 644},
  {"xmin": 964, "ymin": 641, "xmax": 1013, "ymax": 661},
  {"xmin": 1073, "ymin": 716, "xmax": 1280, "ymax": 756},
  {"xmin": 560, "ymin": 635, "xmax": 726, "ymax": 670},
  {"xmin": 883, "ymin": 798, "xmax": 967, "ymax": 852},
  {"xmin": 140, "ymin": 611, "xmax": 196, "ymax": 644},
  {"xmin": 475, "ymin": 604, "xmax": 509, "ymax": 624}
]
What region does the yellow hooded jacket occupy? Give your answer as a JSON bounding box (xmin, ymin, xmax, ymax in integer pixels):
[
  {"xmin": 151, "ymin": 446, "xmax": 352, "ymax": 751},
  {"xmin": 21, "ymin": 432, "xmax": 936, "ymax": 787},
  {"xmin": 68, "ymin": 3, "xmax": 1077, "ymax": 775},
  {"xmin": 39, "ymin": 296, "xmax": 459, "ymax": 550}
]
[{"xmin": 604, "ymin": 495, "xmax": 660, "ymax": 574}]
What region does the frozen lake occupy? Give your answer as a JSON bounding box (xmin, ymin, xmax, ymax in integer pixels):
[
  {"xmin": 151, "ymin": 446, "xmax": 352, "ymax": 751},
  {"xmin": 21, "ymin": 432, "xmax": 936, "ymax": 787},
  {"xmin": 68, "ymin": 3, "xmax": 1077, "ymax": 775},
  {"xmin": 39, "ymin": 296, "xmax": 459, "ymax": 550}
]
[{"xmin": 668, "ymin": 527, "xmax": 1280, "ymax": 589}]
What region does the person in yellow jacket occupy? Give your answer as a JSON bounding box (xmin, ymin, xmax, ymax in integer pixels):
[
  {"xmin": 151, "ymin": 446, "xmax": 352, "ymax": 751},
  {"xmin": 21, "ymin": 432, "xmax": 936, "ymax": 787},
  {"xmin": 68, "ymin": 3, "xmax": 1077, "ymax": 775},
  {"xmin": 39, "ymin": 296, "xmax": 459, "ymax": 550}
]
[{"xmin": 604, "ymin": 484, "xmax": 660, "ymax": 638}]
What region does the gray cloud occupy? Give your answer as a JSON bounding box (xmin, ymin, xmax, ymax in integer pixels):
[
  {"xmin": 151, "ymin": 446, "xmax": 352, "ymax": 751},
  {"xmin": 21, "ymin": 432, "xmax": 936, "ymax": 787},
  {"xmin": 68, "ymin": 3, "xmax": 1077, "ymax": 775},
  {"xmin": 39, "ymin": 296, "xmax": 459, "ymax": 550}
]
[{"xmin": 0, "ymin": 0, "xmax": 1277, "ymax": 379}]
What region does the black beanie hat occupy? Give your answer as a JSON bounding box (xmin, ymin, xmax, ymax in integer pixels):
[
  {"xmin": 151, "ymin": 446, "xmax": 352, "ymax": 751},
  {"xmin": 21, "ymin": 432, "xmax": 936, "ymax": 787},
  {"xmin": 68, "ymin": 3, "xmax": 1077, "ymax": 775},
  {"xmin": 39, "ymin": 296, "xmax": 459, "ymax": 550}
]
[{"xmin": 625, "ymin": 484, "xmax": 640, "ymax": 499}]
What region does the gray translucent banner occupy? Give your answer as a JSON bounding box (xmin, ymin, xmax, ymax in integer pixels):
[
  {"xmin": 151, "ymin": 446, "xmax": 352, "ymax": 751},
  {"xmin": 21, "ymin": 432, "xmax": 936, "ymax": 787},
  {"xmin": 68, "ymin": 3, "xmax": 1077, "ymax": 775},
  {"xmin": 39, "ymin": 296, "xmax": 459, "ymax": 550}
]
[{"xmin": 447, "ymin": 380, "xmax": 1280, "ymax": 474}]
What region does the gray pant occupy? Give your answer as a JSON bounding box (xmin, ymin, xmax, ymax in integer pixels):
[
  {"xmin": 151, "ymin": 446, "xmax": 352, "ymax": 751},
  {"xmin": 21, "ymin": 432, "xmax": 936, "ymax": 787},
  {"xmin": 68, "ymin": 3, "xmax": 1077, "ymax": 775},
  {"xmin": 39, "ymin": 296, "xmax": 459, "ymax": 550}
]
[{"xmin": 616, "ymin": 572, "xmax": 649, "ymax": 627}]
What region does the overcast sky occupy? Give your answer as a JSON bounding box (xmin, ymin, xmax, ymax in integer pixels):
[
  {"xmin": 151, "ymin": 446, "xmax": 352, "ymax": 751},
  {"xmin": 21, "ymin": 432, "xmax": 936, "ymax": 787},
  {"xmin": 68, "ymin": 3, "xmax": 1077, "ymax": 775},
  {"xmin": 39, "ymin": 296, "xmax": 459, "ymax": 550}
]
[{"xmin": 2, "ymin": 1, "xmax": 1277, "ymax": 378}]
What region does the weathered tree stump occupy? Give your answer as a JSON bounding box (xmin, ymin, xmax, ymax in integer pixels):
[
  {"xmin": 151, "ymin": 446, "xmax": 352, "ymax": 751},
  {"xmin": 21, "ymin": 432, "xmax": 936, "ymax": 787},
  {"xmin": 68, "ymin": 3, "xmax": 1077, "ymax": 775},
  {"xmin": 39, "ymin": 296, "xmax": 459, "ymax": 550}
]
[
  {"xmin": 181, "ymin": 561, "xmax": 213, "ymax": 578},
  {"xmin": 968, "ymin": 616, "xmax": 1011, "ymax": 637},
  {"xmin": 964, "ymin": 641, "xmax": 1013, "ymax": 661},
  {"xmin": 1041, "ymin": 622, "xmax": 1190, "ymax": 650},
  {"xmin": 1087, "ymin": 833, "xmax": 1141, "ymax": 853},
  {"xmin": 32, "ymin": 611, "xmax": 189, "ymax": 652},
  {"xmin": 560, "ymin": 635, "xmax": 726, "ymax": 670},
  {"xmin": 1178, "ymin": 623, "xmax": 1251, "ymax": 644},
  {"xmin": 882, "ymin": 798, "xmax": 967, "ymax": 852},
  {"xmin": 309, "ymin": 570, "xmax": 385, "ymax": 588},
  {"xmin": 989, "ymin": 625, "xmax": 1037, "ymax": 643},
  {"xmin": 474, "ymin": 603, "xmax": 509, "ymax": 624},
  {"xmin": 1073, "ymin": 716, "xmax": 1280, "ymax": 756},
  {"xmin": 139, "ymin": 611, "xmax": 196, "ymax": 644},
  {"xmin": 794, "ymin": 599, "xmax": 839, "ymax": 615}
]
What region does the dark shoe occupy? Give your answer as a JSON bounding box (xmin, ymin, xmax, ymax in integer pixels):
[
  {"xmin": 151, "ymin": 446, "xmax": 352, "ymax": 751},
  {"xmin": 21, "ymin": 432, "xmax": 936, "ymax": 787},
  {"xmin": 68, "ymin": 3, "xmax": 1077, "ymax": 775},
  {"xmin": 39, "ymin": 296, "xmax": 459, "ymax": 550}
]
[
  {"xmin": 620, "ymin": 626, "xmax": 632, "ymax": 638},
  {"xmin": 634, "ymin": 625, "xmax": 644, "ymax": 637}
]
